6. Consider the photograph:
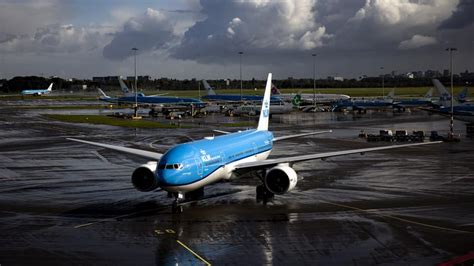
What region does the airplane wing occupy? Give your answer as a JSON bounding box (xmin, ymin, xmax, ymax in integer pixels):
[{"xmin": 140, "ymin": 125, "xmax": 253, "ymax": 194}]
[
  {"xmin": 213, "ymin": 130, "xmax": 231, "ymax": 134},
  {"xmin": 67, "ymin": 138, "xmax": 162, "ymax": 161},
  {"xmin": 273, "ymin": 130, "xmax": 332, "ymax": 142},
  {"xmin": 147, "ymin": 93, "xmax": 169, "ymax": 97},
  {"xmin": 234, "ymin": 141, "xmax": 441, "ymax": 170}
]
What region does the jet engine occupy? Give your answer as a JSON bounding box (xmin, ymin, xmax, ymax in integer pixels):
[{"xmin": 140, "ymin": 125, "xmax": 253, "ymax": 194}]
[
  {"xmin": 131, "ymin": 161, "xmax": 159, "ymax": 192},
  {"xmin": 264, "ymin": 164, "xmax": 297, "ymax": 194}
]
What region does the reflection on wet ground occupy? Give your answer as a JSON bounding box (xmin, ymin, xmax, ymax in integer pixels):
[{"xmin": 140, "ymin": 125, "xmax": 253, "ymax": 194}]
[{"xmin": 0, "ymin": 102, "xmax": 473, "ymax": 265}]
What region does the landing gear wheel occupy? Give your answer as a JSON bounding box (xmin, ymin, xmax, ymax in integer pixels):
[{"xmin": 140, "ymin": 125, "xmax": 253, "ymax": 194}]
[{"xmin": 256, "ymin": 185, "xmax": 274, "ymax": 204}]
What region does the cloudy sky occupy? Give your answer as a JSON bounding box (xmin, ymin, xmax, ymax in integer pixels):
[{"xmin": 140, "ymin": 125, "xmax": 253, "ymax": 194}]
[{"xmin": 0, "ymin": 0, "xmax": 473, "ymax": 80}]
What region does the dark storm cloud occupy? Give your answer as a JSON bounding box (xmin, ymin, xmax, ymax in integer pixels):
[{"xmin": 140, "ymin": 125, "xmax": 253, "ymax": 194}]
[
  {"xmin": 102, "ymin": 8, "xmax": 177, "ymax": 61},
  {"xmin": 439, "ymin": 0, "xmax": 474, "ymax": 30}
]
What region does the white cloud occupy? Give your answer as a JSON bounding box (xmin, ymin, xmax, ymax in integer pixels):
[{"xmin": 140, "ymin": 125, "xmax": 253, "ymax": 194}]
[
  {"xmin": 0, "ymin": 24, "xmax": 111, "ymax": 54},
  {"xmin": 351, "ymin": 0, "xmax": 459, "ymax": 26},
  {"xmin": 398, "ymin": 34, "xmax": 437, "ymax": 50}
]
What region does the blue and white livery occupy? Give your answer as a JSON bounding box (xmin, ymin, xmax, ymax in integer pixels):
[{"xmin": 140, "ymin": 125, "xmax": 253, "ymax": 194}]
[
  {"xmin": 21, "ymin": 83, "xmax": 53, "ymax": 96},
  {"xmin": 69, "ymin": 73, "xmax": 440, "ymax": 212}
]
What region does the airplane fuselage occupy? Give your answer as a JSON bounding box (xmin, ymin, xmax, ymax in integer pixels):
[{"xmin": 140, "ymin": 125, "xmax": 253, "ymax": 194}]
[
  {"xmin": 100, "ymin": 95, "xmax": 204, "ymax": 106},
  {"xmin": 21, "ymin": 89, "xmax": 51, "ymax": 96},
  {"xmin": 157, "ymin": 129, "xmax": 273, "ymax": 193}
]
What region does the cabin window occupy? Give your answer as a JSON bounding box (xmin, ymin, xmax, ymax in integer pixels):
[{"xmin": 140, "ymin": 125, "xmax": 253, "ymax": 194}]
[
  {"xmin": 165, "ymin": 164, "xmax": 174, "ymax": 169},
  {"xmin": 158, "ymin": 164, "xmax": 165, "ymax": 170}
]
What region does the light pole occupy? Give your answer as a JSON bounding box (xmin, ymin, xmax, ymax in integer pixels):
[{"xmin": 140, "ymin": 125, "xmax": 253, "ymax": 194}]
[
  {"xmin": 446, "ymin": 47, "xmax": 457, "ymax": 137},
  {"xmin": 380, "ymin": 66, "xmax": 385, "ymax": 97},
  {"xmin": 132, "ymin": 47, "xmax": 139, "ymax": 118},
  {"xmin": 239, "ymin": 51, "xmax": 243, "ymax": 102},
  {"xmin": 312, "ymin": 53, "xmax": 317, "ymax": 105}
]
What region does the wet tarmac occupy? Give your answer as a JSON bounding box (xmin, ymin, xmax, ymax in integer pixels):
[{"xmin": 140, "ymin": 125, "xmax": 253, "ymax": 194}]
[{"xmin": 1, "ymin": 102, "xmax": 474, "ymax": 265}]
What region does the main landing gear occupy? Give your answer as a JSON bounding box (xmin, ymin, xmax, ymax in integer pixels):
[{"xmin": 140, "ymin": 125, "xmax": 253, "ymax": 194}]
[
  {"xmin": 256, "ymin": 185, "xmax": 274, "ymax": 204},
  {"xmin": 255, "ymin": 170, "xmax": 274, "ymax": 204}
]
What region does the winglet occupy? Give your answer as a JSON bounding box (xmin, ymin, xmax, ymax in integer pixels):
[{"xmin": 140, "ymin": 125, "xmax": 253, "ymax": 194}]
[{"xmin": 257, "ymin": 73, "xmax": 272, "ymax": 131}]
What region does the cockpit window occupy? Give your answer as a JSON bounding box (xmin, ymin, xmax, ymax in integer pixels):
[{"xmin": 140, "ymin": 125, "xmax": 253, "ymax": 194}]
[{"xmin": 162, "ymin": 163, "xmax": 183, "ymax": 170}]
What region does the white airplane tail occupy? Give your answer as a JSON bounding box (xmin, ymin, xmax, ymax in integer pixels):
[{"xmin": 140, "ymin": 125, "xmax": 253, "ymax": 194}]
[
  {"xmin": 119, "ymin": 78, "xmax": 130, "ymax": 95},
  {"xmin": 97, "ymin": 88, "xmax": 110, "ymax": 98},
  {"xmin": 386, "ymin": 88, "xmax": 395, "ymax": 99},
  {"xmin": 202, "ymin": 80, "xmax": 216, "ymax": 95},
  {"xmin": 257, "ymin": 73, "xmax": 272, "ymax": 131},
  {"xmin": 424, "ymin": 88, "xmax": 433, "ymax": 99},
  {"xmin": 432, "ymin": 79, "xmax": 459, "ymax": 107},
  {"xmin": 46, "ymin": 83, "xmax": 53, "ymax": 91}
]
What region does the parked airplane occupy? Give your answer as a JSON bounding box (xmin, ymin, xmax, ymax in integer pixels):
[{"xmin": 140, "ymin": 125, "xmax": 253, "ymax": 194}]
[
  {"xmin": 271, "ymin": 85, "xmax": 350, "ymax": 105},
  {"xmin": 392, "ymin": 88, "xmax": 435, "ymax": 111},
  {"xmin": 98, "ymin": 88, "xmax": 204, "ymax": 107},
  {"xmin": 21, "ymin": 83, "xmax": 53, "ymax": 96},
  {"xmin": 457, "ymin": 87, "xmax": 472, "ymax": 103},
  {"xmin": 332, "ymin": 97, "xmax": 393, "ymax": 112},
  {"xmin": 202, "ymin": 80, "xmax": 282, "ymax": 104},
  {"xmin": 70, "ymin": 73, "xmax": 440, "ymax": 213},
  {"xmin": 429, "ymin": 79, "xmax": 474, "ymax": 123}
]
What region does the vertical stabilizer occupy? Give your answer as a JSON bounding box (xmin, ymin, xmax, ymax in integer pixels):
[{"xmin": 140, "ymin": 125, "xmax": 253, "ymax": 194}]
[
  {"xmin": 257, "ymin": 73, "xmax": 272, "ymax": 131},
  {"xmin": 457, "ymin": 87, "xmax": 468, "ymax": 102},
  {"xmin": 97, "ymin": 88, "xmax": 110, "ymax": 98},
  {"xmin": 424, "ymin": 88, "xmax": 433, "ymax": 99},
  {"xmin": 47, "ymin": 83, "xmax": 53, "ymax": 91},
  {"xmin": 433, "ymin": 79, "xmax": 459, "ymax": 107},
  {"xmin": 386, "ymin": 88, "xmax": 395, "ymax": 99},
  {"xmin": 119, "ymin": 78, "xmax": 130, "ymax": 95},
  {"xmin": 202, "ymin": 80, "xmax": 216, "ymax": 95},
  {"xmin": 271, "ymin": 83, "xmax": 281, "ymax": 95}
]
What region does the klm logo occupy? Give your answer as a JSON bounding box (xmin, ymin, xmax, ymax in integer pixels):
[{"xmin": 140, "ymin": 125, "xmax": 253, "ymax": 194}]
[
  {"xmin": 263, "ymin": 101, "xmax": 269, "ymax": 117},
  {"xmin": 441, "ymin": 93, "xmax": 451, "ymax": 101},
  {"xmin": 200, "ymin": 150, "xmax": 220, "ymax": 162}
]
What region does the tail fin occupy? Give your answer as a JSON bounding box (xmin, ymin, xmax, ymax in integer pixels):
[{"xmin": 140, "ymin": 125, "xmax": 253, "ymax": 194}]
[
  {"xmin": 47, "ymin": 83, "xmax": 53, "ymax": 91},
  {"xmin": 119, "ymin": 78, "xmax": 130, "ymax": 95},
  {"xmin": 457, "ymin": 87, "xmax": 468, "ymax": 102},
  {"xmin": 271, "ymin": 83, "xmax": 281, "ymax": 95},
  {"xmin": 257, "ymin": 73, "xmax": 272, "ymax": 131},
  {"xmin": 432, "ymin": 79, "xmax": 459, "ymax": 107},
  {"xmin": 202, "ymin": 80, "xmax": 216, "ymax": 95},
  {"xmin": 97, "ymin": 88, "xmax": 110, "ymax": 98},
  {"xmin": 424, "ymin": 88, "xmax": 433, "ymax": 99},
  {"xmin": 386, "ymin": 88, "xmax": 395, "ymax": 99}
]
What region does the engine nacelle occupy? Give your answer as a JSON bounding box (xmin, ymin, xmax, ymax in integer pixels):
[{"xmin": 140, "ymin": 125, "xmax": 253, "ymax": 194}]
[
  {"xmin": 131, "ymin": 161, "xmax": 159, "ymax": 192},
  {"xmin": 264, "ymin": 164, "xmax": 298, "ymax": 195}
]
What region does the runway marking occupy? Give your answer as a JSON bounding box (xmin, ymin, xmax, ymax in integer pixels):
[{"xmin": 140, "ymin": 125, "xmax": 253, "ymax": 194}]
[
  {"xmin": 176, "ymin": 239, "xmax": 211, "ymax": 266},
  {"xmin": 320, "ymin": 200, "xmax": 474, "ymax": 234}
]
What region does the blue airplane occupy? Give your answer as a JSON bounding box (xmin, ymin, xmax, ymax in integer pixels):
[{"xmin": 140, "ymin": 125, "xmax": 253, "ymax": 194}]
[
  {"xmin": 69, "ymin": 73, "xmax": 440, "ymax": 213},
  {"xmin": 97, "ymin": 88, "xmax": 205, "ymax": 107},
  {"xmin": 430, "ymin": 79, "xmax": 474, "ymax": 123},
  {"xmin": 332, "ymin": 97, "xmax": 393, "ymax": 112},
  {"xmin": 21, "ymin": 83, "xmax": 53, "ymax": 96},
  {"xmin": 392, "ymin": 88, "xmax": 435, "ymax": 111},
  {"xmin": 202, "ymin": 80, "xmax": 283, "ymax": 104}
]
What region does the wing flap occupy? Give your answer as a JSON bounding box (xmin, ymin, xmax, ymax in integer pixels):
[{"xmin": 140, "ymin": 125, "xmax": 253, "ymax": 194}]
[
  {"xmin": 235, "ymin": 141, "xmax": 441, "ymax": 170},
  {"xmin": 67, "ymin": 138, "xmax": 162, "ymax": 161}
]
